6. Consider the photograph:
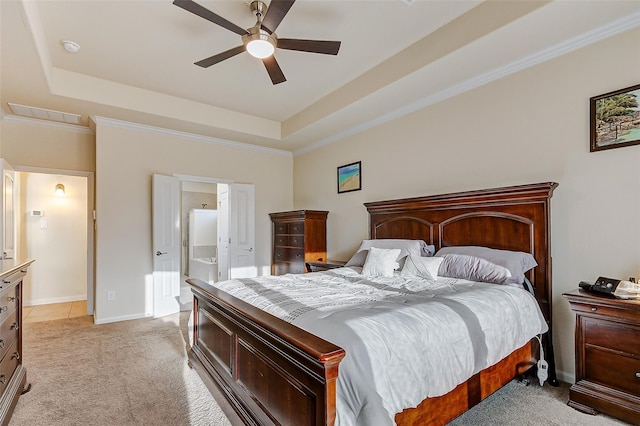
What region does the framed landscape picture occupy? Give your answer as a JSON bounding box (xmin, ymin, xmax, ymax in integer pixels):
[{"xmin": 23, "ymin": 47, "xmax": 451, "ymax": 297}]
[
  {"xmin": 590, "ymin": 84, "xmax": 640, "ymax": 152},
  {"xmin": 337, "ymin": 161, "xmax": 361, "ymax": 194}
]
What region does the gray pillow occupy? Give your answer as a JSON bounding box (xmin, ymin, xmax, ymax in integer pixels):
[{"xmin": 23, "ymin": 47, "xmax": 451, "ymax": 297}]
[
  {"xmin": 435, "ymin": 246, "xmax": 537, "ymax": 284},
  {"xmin": 438, "ymin": 254, "xmax": 513, "ymax": 284}
]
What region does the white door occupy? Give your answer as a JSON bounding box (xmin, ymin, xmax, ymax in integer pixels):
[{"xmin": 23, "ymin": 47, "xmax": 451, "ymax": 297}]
[
  {"xmin": 217, "ymin": 184, "xmax": 229, "ymax": 281},
  {"xmin": 1, "ymin": 160, "xmax": 15, "ymax": 259},
  {"xmin": 229, "ymin": 183, "xmax": 256, "ymax": 279},
  {"xmin": 152, "ymin": 174, "xmax": 181, "ymax": 318}
]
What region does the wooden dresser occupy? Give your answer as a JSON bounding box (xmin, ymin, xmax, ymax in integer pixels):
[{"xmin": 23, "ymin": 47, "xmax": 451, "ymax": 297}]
[
  {"xmin": 563, "ymin": 289, "xmax": 640, "ymax": 425},
  {"xmin": 269, "ymin": 210, "xmax": 328, "ymax": 275},
  {"xmin": 0, "ymin": 259, "xmax": 33, "ymax": 426}
]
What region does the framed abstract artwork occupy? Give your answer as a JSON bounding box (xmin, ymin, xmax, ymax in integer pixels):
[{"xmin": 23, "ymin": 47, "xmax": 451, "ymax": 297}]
[
  {"xmin": 337, "ymin": 161, "xmax": 361, "ymax": 194},
  {"xmin": 590, "ymin": 84, "xmax": 640, "ymax": 152}
]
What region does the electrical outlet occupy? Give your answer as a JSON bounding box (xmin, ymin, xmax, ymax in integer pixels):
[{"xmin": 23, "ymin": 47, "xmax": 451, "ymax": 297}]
[{"xmin": 107, "ymin": 290, "xmax": 115, "ymax": 301}]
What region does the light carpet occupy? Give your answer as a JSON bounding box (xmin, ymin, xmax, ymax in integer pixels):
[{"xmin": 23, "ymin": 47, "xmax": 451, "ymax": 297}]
[
  {"xmin": 10, "ymin": 312, "xmax": 231, "ymax": 426},
  {"xmin": 9, "ymin": 311, "xmax": 630, "ymax": 426}
]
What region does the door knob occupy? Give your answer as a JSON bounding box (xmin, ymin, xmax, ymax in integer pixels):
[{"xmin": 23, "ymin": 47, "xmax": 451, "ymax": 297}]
[
  {"xmin": 155, "ymin": 251, "xmax": 167, "ymax": 256},
  {"xmin": 245, "ymin": 247, "xmax": 253, "ymax": 252}
]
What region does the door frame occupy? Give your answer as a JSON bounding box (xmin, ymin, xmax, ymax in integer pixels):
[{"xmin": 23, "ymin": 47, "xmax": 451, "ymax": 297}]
[
  {"xmin": 174, "ymin": 174, "xmax": 232, "ymax": 281},
  {"xmin": 13, "ymin": 165, "xmax": 95, "ymax": 315}
]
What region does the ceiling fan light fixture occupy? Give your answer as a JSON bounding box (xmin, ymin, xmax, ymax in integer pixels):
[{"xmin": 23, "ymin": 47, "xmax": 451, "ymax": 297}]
[{"xmin": 245, "ymin": 33, "xmax": 275, "ymax": 59}]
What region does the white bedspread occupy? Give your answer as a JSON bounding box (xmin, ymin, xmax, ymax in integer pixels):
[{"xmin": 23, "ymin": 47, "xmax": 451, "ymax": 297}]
[{"xmin": 210, "ymin": 267, "xmax": 548, "ymax": 426}]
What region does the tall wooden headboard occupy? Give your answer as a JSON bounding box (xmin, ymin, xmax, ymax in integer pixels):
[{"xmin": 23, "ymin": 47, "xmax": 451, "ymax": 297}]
[{"xmin": 364, "ymin": 182, "xmax": 558, "ymax": 326}]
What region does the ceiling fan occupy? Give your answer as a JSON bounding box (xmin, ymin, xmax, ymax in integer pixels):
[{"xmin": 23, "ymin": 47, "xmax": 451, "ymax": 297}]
[{"xmin": 173, "ymin": 0, "xmax": 342, "ymax": 85}]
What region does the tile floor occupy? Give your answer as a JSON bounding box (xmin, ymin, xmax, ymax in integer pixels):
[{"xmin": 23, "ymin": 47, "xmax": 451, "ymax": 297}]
[{"xmin": 23, "ymin": 300, "xmax": 89, "ymax": 323}]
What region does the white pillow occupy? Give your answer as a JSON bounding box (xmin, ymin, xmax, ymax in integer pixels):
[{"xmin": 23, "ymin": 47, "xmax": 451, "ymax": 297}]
[
  {"xmin": 346, "ymin": 239, "xmax": 430, "ymax": 267},
  {"xmin": 400, "ymin": 255, "xmax": 443, "ymax": 280},
  {"xmin": 362, "ymin": 247, "xmax": 401, "ymax": 278}
]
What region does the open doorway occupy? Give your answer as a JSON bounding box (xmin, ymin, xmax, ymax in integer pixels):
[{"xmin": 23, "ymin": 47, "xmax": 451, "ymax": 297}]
[
  {"xmin": 152, "ymin": 173, "xmax": 255, "ymax": 318},
  {"xmin": 179, "ymin": 179, "xmax": 223, "ymax": 310},
  {"xmin": 15, "ymin": 167, "xmax": 94, "ymax": 322}
]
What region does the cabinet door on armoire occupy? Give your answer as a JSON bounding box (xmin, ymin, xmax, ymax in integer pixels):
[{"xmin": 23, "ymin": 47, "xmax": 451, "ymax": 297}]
[{"xmin": 269, "ymin": 210, "xmax": 328, "ymax": 276}]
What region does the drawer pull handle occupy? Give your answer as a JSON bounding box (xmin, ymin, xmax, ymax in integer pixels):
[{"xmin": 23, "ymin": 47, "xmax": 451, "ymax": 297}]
[
  {"xmin": 11, "ymin": 352, "xmax": 19, "ymax": 360},
  {"xmin": 20, "ymin": 269, "xmax": 28, "ymax": 273},
  {"xmin": 10, "ymin": 322, "xmax": 18, "ymax": 331},
  {"xmin": 0, "ymin": 306, "xmax": 6, "ymax": 313},
  {"xmin": 0, "ymin": 375, "xmax": 5, "ymax": 385},
  {"xmin": 2, "ymin": 280, "xmax": 9, "ymax": 284},
  {"xmin": 591, "ymin": 307, "xmax": 597, "ymax": 312},
  {"xmin": 7, "ymin": 297, "xmax": 15, "ymax": 302},
  {"xmin": 636, "ymin": 372, "xmax": 640, "ymax": 379},
  {"xmin": 0, "ymin": 340, "xmax": 4, "ymax": 349}
]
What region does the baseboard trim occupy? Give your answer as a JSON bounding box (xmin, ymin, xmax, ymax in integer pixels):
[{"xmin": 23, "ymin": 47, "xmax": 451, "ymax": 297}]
[
  {"xmin": 556, "ymin": 369, "xmax": 575, "ymax": 385},
  {"xmin": 94, "ymin": 312, "xmax": 151, "ymax": 325},
  {"xmin": 25, "ymin": 295, "xmax": 86, "ymax": 306}
]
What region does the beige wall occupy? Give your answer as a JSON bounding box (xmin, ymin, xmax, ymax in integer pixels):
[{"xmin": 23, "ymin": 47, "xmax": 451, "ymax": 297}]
[
  {"xmin": 293, "ymin": 28, "xmax": 640, "ymax": 382},
  {"xmin": 94, "ymin": 120, "xmax": 292, "ymax": 323},
  {"xmin": 0, "ymin": 118, "xmax": 95, "ymax": 172}
]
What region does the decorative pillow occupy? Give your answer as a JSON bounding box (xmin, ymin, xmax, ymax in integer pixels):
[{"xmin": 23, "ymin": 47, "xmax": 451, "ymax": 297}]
[
  {"xmin": 400, "ymin": 255, "xmax": 443, "ymax": 280},
  {"xmin": 438, "ymin": 254, "xmax": 513, "ymax": 284},
  {"xmin": 346, "ymin": 239, "xmax": 430, "ymax": 267},
  {"xmin": 435, "ymin": 246, "xmax": 537, "ymax": 284},
  {"xmin": 362, "ymin": 247, "xmax": 401, "ymax": 278}
]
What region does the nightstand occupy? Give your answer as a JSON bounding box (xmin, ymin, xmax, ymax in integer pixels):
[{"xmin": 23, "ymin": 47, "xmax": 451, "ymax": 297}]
[
  {"xmin": 563, "ymin": 289, "xmax": 640, "ymax": 425},
  {"xmin": 305, "ymin": 260, "xmax": 346, "ymax": 273}
]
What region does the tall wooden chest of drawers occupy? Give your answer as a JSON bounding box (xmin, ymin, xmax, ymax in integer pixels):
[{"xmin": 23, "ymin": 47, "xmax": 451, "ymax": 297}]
[
  {"xmin": 0, "ymin": 259, "xmax": 33, "ymax": 426},
  {"xmin": 563, "ymin": 289, "xmax": 640, "ymax": 425},
  {"xmin": 269, "ymin": 210, "xmax": 328, "ymax": 275}
]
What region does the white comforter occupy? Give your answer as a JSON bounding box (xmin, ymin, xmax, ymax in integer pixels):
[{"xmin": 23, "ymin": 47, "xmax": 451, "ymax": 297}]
[{"xmin": 209, "ymin": 267, "xmax": 548, "ymax": 426}]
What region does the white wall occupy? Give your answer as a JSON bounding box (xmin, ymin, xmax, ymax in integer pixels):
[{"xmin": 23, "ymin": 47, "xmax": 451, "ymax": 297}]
[
  {"xmin": 18, "ymin": 172, "xmax": 87, "ymax": 305},
  {"xmin": 94, "ymin": 119, "xmax": 292, "ymax": 323},
  {"xmin": 293, "ymin": 28, "xmax": 640, "ymax": 382}
]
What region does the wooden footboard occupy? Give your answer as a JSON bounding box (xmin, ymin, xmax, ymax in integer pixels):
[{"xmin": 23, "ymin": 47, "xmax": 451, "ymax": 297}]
[{"xmin": 187, "ymin": 278, "xmax": 345, "ymax": 426}]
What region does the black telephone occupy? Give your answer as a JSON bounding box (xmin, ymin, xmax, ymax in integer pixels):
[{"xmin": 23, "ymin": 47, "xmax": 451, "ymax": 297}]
[
  {"xmin": 579, "ymin": 276, "xmax": 640, "ymax": 299},
  {"xmin": 579, "ymin": 276, "xmax": 621, "ymax": 296}
]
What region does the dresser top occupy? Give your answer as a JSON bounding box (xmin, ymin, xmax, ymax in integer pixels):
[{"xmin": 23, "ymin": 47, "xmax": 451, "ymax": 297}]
[
  {"xmin": 0, "ymin": 259, "xmax": 35, "ymax": 278},
  {"xmin": 563, "ymin": 288, "xmax": 640, "ymax": 310},
  {"xmin": 269, "ymin": 210, "xmax": 328, "ymax": 220}
]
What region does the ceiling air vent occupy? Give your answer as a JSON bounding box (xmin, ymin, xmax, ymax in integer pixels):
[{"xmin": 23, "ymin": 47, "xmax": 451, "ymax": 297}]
[{"xmin": 7, "ymin": 103, "xmax": 81, "ymax": 125}]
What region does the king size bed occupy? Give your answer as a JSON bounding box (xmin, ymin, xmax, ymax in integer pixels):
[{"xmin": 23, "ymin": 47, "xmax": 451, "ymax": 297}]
[{"xmin": 186, "ymin": 182, "xmax": 559, "ymax": 425}]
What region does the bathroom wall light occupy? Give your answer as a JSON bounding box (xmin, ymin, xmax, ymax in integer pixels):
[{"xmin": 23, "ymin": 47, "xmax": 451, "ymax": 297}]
[{"xmin": 55, "ymin": 184, "xmax": 65, "ymax": 196}]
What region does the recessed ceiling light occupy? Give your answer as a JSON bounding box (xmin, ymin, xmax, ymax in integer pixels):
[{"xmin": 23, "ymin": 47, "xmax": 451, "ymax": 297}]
[{"xmin": 61, "ymin": 40, "xmax": 80, "ymax": 53}]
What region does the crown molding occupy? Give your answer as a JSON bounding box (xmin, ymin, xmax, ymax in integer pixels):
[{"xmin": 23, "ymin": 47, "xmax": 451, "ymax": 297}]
[
  {"xmin": 91, "ymin": 116, "xmax": 292, "ymax": 158},
  {"xmin": 1, "ymin": 113, "xmax": 94, "ymax": 135},
  {"xmin": 294, "ymin": 11, "xmax": 640, "ymax": 157}
]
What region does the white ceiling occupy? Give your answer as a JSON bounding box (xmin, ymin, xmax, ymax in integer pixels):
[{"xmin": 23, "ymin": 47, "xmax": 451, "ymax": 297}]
[{"xmin": 1, "ymin": 1, "xmax": 639, "ymax": 154}]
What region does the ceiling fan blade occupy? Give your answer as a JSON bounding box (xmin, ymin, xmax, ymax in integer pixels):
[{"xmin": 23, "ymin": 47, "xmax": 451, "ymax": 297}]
[
  {"xmin": 261, "ymin": 0, "xmax": 296, "ymax": 34},
  {"xmin": 195, "ymin": 45, "xmax": 245, "ymax": 68},
  {"xmin": 262, "ymin": 56, "xmax": 286, "ymax": 85},
  {"xmin": 278, "ymin": 39, "xmax": 341, "ymax": 55},
  {"xmin": 173, "ymin": 0, "xmax": 248, "ymax": 36}
]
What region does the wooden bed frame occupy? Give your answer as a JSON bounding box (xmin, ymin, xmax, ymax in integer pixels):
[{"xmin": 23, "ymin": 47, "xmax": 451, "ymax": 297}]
[{"xmin": 187, "ymin": 182, "xmax": 558, "ymax": 426}]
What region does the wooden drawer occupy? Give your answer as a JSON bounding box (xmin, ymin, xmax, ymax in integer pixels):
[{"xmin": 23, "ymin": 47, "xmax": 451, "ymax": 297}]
[
  {"xmin": 274, "ymin": 235, "xmax": 304, "ymax": 248},
  {"xmin": 274, "ymin": 262, "xmax": 305, "ymax": 276},
  {"xmin": 585, "ymin": 318, "xmax": 640, "ymax": 355},
  {"xmin": 0, "ymin": 309, "xmax": 18, "ymax": 362},
  {"xmin": 0, "ymin": 340, "xmax": 19, "ymax": 398},
  {"xmin": 585, "ymin": 346, "xmax": 640, "ymax": 396},
  {"xmin": 273, "ymin": 222, "xmax": 305, "ymax": 235},
  {"xmin": 274, "ymin": 247, "xmax": 304, "ymax": 263},
  {"xmin": 0, "ymin": 286, "xmax": 17, "ymax": 325}
]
